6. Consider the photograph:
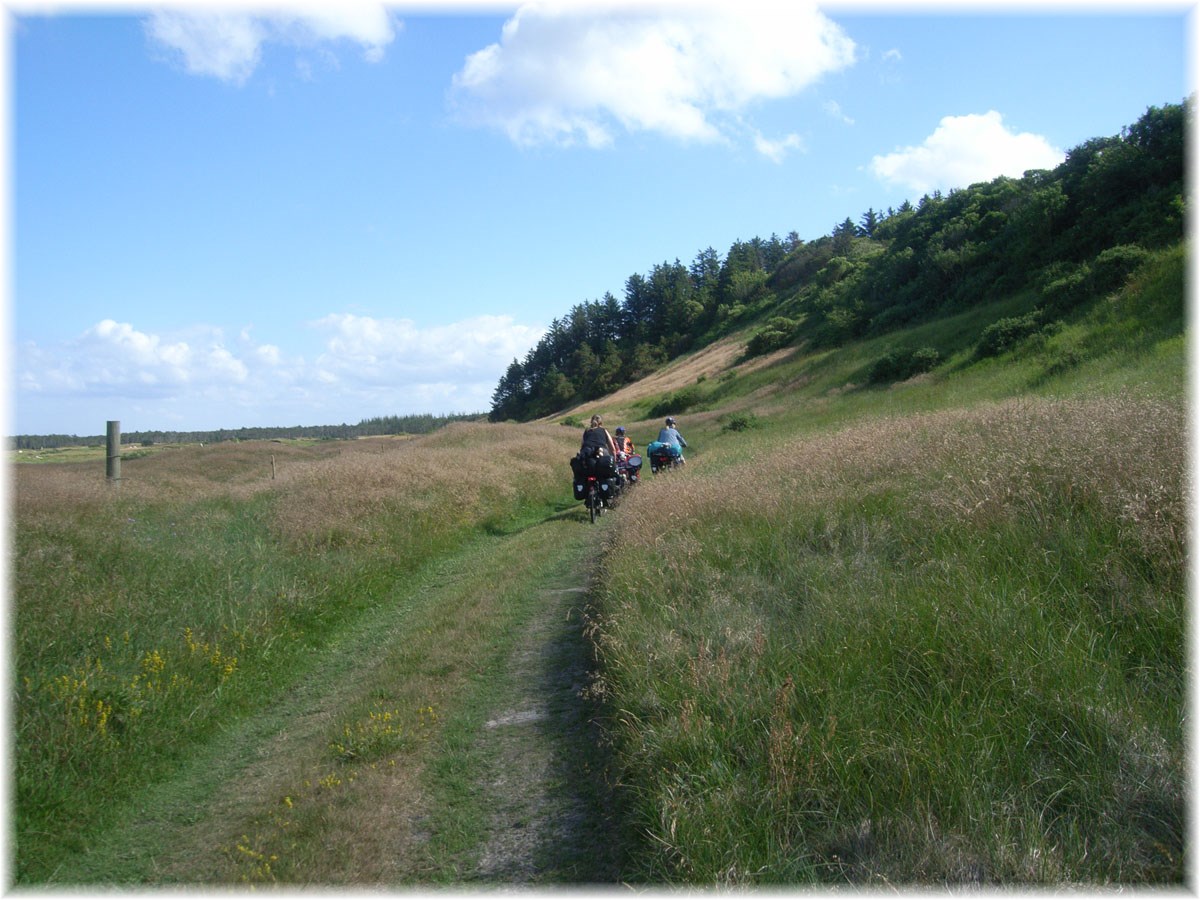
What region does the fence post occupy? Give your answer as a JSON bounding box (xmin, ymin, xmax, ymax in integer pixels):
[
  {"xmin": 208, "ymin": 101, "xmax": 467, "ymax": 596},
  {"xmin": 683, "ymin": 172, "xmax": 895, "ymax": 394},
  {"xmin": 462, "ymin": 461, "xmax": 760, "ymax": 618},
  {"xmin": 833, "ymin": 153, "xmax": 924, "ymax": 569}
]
[{"xmin": 106, "ymin": 420, "xmax": 121, "ymax": 483}]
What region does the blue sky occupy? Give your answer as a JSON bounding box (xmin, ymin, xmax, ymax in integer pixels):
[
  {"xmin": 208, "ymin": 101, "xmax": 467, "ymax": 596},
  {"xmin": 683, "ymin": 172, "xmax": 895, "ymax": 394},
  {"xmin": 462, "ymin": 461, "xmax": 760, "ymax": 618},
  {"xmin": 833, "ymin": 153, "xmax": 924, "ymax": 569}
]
[{"xmin": 9, "ymin": 1, "xmax": 1191, "ymax": 436}]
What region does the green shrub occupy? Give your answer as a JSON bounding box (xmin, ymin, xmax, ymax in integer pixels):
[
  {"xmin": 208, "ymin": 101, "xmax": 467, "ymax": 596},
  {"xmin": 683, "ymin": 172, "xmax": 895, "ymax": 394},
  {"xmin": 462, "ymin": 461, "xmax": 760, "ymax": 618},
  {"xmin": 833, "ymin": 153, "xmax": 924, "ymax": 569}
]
[
  {"xmin": 648, "ymin": 387, "xmax": 701, "ymax": 419},
  {"xmin": 976, "ymin": 311, "xmax": 1044, "ymax": 358},
  {"xmin": 868, "ymin": 346, "xmax": 941, "ymax": 384},
  {"xmin": 746, "ymin": 317, "xmax": 798, "ymax": 357},
  {"xmin": 1092, "ymin": 244, "xmax": 1150, "ymax": 295},
  {"xmin": 722, "ymin": 414, "xmax": 760, "ymax": 433},
  {"xmin": 1042, "ymin": 263, "xmax": 1092, "ymax": 315}
]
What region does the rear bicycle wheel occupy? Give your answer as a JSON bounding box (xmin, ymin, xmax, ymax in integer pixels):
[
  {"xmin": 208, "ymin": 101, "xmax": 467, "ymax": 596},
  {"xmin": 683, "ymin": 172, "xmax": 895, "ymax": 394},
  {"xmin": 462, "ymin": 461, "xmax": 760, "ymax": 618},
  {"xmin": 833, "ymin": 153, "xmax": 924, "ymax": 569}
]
[{"xmin": 588, "ymin": 484, "xmax": 597, "ymax": 523}]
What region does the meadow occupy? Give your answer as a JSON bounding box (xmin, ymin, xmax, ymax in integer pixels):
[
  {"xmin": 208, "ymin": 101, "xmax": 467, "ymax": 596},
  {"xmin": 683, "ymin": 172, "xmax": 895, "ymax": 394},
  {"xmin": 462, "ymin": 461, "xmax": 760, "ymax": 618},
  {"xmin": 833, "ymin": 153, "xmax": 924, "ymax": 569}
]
[
  {"xmin": 12, "ymin": 244, "xmax": 1186, "ymax": 885},
  {"xmin": 13, "ymin": 423, "xmax": 579, "ymax": 881}
]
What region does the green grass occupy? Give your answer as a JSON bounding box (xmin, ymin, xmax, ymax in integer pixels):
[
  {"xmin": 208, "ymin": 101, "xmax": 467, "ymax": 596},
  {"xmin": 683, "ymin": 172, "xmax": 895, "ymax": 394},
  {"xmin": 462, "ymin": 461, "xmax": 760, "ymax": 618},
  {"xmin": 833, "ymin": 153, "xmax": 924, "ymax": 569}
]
[
  {"xmin": 594, "ymin": 395, "xmax": 1184, "ymax": 883},
  {"xmin": 13, "ymin": 422, "xmax": 579, "ymax": 883},
  {"xmin": 587, "ymin": 246, "xmax": 1186, "ymax": 884}
]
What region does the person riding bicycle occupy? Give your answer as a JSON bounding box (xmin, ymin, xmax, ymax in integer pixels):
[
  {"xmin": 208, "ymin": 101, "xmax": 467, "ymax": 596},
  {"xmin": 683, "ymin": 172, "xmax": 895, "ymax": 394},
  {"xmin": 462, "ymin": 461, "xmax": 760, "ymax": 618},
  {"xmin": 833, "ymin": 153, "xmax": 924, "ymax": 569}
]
[
  {"xmin": 580, "ymin": 414, "xmax": 618, "ymax": 460},
  {"xmin": 613, "ymin": 426, "xmax": 642, "ymax": 482},
  {"xmin": 613, "ymin": 426, "xmax": 635, "ymax": 458},
  {"xmin": 576, "ymin": 414, "xmax": 620, "ymax": 502},
  {"xmin": 656, "ymin": 416, "xmax": 688, "ymax": 463}
]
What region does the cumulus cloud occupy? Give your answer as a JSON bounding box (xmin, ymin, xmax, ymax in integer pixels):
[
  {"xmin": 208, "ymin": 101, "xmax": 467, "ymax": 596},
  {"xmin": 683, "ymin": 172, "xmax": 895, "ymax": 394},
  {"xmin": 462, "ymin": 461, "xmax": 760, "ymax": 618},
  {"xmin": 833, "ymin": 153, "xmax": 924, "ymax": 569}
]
[
  {"xmin": 311, "ymin": 313, "xmax": 544, "ymax": 383},
  {"xmin": 450, "ymin": 2, "xmax": 856, "ymax": 148},
  {"xmin": 869, "ymin": 110, "xmax": 1065, "ymax": 195},
  {"xmin": 753, "ymin": 131, "xmax": 805, "ymax": 164},
  {"xmin": 17, "ymin": 313, "xmax": 543, "ymax": 432},
  {"xmin": 145, "ymin": 5, "xmax": 397, "ymax": 84},
  {"xmin": 19, "ymin": 320, "xmax": 255, "ymax": 397}
]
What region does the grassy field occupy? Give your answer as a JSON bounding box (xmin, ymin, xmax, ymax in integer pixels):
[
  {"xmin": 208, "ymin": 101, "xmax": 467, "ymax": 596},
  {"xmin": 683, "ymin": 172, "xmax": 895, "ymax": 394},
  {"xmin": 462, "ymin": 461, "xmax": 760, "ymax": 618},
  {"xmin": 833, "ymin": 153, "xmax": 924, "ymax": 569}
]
[
  {"xmin": 11, "ymin": 245, "xmax": 1186, "ymax": 886},
  {"xmin": 13, "ymin": 423, "xmax": 581, "ymax": 882}
]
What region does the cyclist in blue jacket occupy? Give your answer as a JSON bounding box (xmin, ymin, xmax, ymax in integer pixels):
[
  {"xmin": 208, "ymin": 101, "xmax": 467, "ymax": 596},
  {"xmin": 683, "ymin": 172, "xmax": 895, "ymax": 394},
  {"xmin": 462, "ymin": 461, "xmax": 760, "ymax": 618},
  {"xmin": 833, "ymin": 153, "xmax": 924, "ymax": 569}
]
[{"xmin": 656, "ymin": 416, "xmax": 688, "ymax": 462}]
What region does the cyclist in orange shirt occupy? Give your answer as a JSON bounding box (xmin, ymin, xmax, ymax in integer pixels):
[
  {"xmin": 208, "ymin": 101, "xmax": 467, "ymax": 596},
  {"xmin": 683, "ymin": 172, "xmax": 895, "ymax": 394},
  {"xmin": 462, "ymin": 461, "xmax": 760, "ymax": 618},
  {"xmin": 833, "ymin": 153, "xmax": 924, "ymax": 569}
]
[{"xmin": 613, "ymin": 426, "xmax": 635, "ymax": 458}]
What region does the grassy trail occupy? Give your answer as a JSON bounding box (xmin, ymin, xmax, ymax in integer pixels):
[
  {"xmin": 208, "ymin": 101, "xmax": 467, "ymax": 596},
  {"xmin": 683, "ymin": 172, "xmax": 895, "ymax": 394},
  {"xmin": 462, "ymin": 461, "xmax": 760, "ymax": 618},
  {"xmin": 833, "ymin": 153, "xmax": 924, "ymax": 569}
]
[{"xmin": 42, "ymin": 507, "xmax": 622, "ymax": 886}]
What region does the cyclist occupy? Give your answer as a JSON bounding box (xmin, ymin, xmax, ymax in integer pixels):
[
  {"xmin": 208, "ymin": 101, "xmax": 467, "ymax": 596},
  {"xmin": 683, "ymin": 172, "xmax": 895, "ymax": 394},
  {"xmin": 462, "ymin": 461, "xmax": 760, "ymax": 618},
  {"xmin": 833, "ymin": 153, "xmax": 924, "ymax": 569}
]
[
  {"xmin": 656, "ymin": 416, "xmax": 688, "ymax": 462},
  {"xmin": 580, "ymin": 414, "xmax": 618, "ymax": 460},
  {"xmin": 613, "ymin": 426, "xmax": 635, "ymax": 457},
  {"xmin": 613, "ymin": 426, "xmax": 642, "ymax": 482}
]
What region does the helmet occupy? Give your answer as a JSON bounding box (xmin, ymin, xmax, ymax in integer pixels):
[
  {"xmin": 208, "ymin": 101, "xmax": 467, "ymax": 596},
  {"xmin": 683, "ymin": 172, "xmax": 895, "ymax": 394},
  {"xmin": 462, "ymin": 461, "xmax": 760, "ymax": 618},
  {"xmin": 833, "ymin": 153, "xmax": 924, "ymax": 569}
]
[
  {"xmin": 615, "ymin": 426, "xmax": 625, "ymax": 435},
  {"xmin": 665, "ymin": 417, "xmax": 675, "ymax": 426}
]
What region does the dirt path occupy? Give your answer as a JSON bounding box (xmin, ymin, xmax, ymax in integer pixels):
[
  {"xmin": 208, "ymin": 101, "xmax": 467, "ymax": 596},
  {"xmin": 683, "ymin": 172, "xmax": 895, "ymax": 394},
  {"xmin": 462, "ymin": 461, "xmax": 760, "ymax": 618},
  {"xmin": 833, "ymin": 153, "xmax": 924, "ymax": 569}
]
[
  {"xmin": 47, "ymin": 515, "xmax": 627, "ymax": 886},
  {"xmin": 470, "ymin": 584, "xmax": 625, "ymax": 883}
]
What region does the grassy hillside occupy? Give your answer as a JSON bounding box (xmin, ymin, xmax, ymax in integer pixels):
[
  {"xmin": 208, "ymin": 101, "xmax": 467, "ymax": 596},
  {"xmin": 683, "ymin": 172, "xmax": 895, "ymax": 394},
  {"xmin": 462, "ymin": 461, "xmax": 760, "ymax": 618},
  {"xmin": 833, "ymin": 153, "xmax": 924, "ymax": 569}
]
[
  {"xmin": 11, "ymin": 242, "xmax": 1185, "ymax": 886},
  {"xmin": 494, "ymin": 102, "xmax": 1185, "ymax": 423}
]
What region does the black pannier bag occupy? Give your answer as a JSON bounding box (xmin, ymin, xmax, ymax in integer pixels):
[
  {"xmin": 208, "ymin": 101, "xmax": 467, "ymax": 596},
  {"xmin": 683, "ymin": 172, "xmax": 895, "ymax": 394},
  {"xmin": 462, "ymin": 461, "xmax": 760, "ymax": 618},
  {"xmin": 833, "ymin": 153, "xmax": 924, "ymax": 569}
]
[
  {"xmin": 570, "ymin": 450, "xmax": 616, "ymax": 501},
  {"xmin": 570, "ymin": 456, "xmax": 587, "ymax": 500},
  {"xmin": 586, "ymin": 452, "xmax": 616, "ymax": 479}
]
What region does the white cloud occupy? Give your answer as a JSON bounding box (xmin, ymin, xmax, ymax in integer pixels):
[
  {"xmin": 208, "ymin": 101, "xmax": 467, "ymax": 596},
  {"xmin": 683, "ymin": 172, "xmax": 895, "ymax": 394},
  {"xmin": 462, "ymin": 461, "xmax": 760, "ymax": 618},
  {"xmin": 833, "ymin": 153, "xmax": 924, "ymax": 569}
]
[
  {"xmin": 823, "ymin": 99, "xmax": 854, "ymax": 125},
  {"xmin": 144, "ymin": 12, "xmax": 265, "ymax": 84},
  {"xmin": 144, "ymin": 5, "xmax": 397, "ymax": 84},
  {"xmin": 256, "ymin": 344, "xmax": 282, "ymax": 366},
  {"xmin": 16, "ymin": 314, "xmax": 544, "ymax": 433},
  {"xmin": 450, "ymin": 3, "xmax": 856, "ymax": 149},
  {"xmin": 753, "ymin": 131, "xmax": 805, "ymax": 164},
  {"xmin": 46, "ymin": 320, "xmax": 253, "ymax": 393},
  {"xmin": 311, "ymin": 313, "xmax": 544, "ymax": 383},
  {"xmin": 869, "ymin": 110, "xmax": 1065, "ymax": 195}
]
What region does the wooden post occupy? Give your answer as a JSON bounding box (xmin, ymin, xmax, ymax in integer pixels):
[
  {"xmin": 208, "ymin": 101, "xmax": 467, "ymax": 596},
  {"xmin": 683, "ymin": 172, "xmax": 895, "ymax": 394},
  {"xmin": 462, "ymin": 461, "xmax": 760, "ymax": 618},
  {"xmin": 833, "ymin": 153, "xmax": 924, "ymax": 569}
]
[
  {"xmin": 106, "ymin": 420, "xmax": 121, "ymax": 483},
  {"xmin": 271, "ymin": 454, "xmax": 276, "ymax": 480}
]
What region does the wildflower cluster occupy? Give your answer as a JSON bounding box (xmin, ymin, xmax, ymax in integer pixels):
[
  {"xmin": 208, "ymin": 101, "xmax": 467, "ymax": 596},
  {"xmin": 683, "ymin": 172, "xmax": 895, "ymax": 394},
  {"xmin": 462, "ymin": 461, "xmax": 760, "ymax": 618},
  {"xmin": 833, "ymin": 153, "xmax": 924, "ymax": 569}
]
[
  {"xmin": 330, "ymin": 704, "xmax": 437, "ymax": 762},
  {"xmin": 29, "ymin": 626, "xmax": 242, "ymax": 759},
  {"xmin": 233, "ymin": 834, "xmax": 279, "ymax": 883},
  {"xmin": 183, "ymin": 627, "xmax": 239, "ymax": 680},
  {"xmin": 42, "ymin": 659, "xmax": 117, "ymax": 746}
]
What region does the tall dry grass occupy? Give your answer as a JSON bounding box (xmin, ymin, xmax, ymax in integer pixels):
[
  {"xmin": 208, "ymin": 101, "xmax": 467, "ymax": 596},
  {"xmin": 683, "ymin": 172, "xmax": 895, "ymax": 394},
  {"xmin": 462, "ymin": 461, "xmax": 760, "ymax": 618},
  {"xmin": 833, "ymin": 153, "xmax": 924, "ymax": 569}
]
[
  {"xmin": 627, "ymin": 394, "xmax": 1183, "ymax": 550},
  {"xmin": 271, "ymin": 422, "xmax": 574, "ymax": 551},
  {"xmin": 592, "ymin": 392, "xmax": 1185, "ymax": 884}
]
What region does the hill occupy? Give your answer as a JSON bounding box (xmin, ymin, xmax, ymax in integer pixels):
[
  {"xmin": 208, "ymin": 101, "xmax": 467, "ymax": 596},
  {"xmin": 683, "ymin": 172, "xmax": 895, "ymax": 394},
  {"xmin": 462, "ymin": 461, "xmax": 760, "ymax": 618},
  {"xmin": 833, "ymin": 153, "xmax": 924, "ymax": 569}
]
[
  {"xmin": 535, "ymin": 162, "xmax": 1186, "ymax": 881},
  {"xmin": 491, "ymin": 100, "xmax": 1186, "ymax": 426}
]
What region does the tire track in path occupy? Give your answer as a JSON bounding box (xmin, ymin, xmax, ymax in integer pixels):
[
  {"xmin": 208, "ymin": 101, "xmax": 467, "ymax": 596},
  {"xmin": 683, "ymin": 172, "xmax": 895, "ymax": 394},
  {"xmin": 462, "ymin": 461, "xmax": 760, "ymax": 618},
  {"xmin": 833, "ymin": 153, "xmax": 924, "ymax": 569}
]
[{"xmin": 439, "ymin": 537, "xmax": 628, "ymax": 885}]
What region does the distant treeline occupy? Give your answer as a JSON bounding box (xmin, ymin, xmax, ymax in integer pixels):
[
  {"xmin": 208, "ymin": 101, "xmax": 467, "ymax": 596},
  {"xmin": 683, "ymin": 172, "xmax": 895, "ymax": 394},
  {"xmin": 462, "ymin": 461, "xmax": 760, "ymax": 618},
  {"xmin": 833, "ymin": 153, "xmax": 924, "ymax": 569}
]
[
  {"xmin": 12, "ymin": 412, "xmax": 482, "ymax": 451},
  {"xmin": 490, "ymin": 100, "xmax": 1187, "ymax": 422}
]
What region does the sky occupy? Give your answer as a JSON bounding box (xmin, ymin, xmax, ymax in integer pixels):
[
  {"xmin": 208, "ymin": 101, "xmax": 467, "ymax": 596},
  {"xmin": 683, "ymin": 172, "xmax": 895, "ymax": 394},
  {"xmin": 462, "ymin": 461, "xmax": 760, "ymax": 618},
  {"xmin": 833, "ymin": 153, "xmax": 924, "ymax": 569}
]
[{"xmin": 7, "ymin": 0, "xmax": 1192, "ymax": 436}]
